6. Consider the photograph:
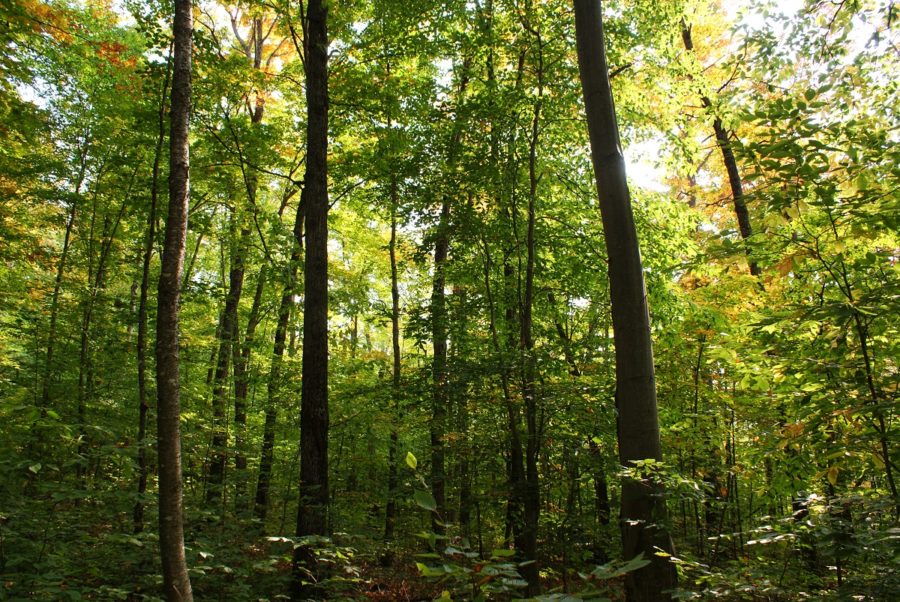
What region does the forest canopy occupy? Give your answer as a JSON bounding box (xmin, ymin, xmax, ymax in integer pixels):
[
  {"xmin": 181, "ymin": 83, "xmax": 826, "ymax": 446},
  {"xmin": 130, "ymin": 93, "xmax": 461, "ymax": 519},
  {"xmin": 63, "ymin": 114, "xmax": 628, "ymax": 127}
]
[{"xmin": 0, "ymin": 0, "xmax": 898, "ymax": 600}]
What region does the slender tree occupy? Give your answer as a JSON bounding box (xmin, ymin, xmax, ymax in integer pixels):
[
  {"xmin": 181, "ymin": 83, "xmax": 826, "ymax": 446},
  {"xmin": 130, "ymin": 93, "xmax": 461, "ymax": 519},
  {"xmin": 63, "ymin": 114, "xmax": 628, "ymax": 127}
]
[
  {"xmin": 680, "ymin": 20, "xmax": 759, "ymax": 277},
  {"xmin": 135, "ymin": 57, "xmax": 171, "ymax": 534},
  {"xmin": 430, "ymin": 198, "xmax": 449, "ymax": 535},
  {"xmin": 518, "ymin": 6, "xmax": 543, "ymax": 593},
  {"xmin": 384, "ymin": 178, "xmax": 401, "ymax": 541},
  {"xmin": 574, "ymin": 1, "xmax": 677, "ymax": 600},
  {"xmin": 155, "ymin": 0, "xmax": 194, "ymax": 598}
]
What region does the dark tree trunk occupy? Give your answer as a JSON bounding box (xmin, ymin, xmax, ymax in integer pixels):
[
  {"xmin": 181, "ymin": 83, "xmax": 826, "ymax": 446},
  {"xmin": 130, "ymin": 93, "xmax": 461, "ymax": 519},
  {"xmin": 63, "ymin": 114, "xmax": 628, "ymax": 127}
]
[
  {"xmin": 426, "ymin": 59, "xmax": 471, "ymax": 538},
  {"xmin": 292, "ymin": 0, "xmax": 330, "ymax": 596},
  {"xmin": 233, "ymin": 26, "xmax": 269, "ymax": 511},
  {"xmin": 574, "ymin": 1, "xmax": 677, "ymax": 600},
  {"xmin": 233, "ymin": 264, "xmax": 265, "ymax": 512},
  {"xmin": 481, "ymin": 238, "xmax": 526, "ymax": 553},
  {"xmin": 41, "ymin": 153, "xmax": 86, "ymax": 413},
  {"xmin": 680, "ymin": 22, "xmax": 759, "ymax": 277},
  {"xmin": 254, "ymin": 214, "xmax": 301, "ymax": 524},
  {"xmin": 155, "ymin": 0, "xmax": 194, "ymax": 599},
  {"xmin": 430, "ymin": 199, "xmax": 449, "ymax": 536},
  {"xmin": 134, "ymin": 57, "xmax": 171, "ymax": 534},
  {"xmin": 454, "ymin": 287, "xmax": 472, "ymax": 538},
  {"xmin": 384, "ymin": 184, "xmax": 401, "ymax": 541},
  {"xmin": 253, "ymin": 117, "xmax": 303, "ymax": 526},
  {"xmin": 518, "ymin": 51, "xmax": 543, "ymax": 593},
  {"xmin": 206, "ymin": 222, "xmax": 250, "ymax": 507}
]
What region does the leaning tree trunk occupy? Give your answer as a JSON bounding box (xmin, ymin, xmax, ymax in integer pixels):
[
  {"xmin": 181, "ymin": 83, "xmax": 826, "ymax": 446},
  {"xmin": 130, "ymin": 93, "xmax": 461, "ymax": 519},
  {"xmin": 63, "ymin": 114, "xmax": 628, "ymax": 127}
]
[
  {"xmin": 292, "ymin": 0, "xmax": 330, "ymax": 597},
  {"xmin": 680, "ymin": 21, "xmax": 759, "ymax": 277},
  {"xmin": 155, "ymin": 0, "xmax": 194, "ymax": 599},
  {"xmin": 574, "ymin": 1, "xmax": 677, "ymax": 600},
  {"xmin": 41, "ymin": 152, "xmax": 87, "ymax": 413}
]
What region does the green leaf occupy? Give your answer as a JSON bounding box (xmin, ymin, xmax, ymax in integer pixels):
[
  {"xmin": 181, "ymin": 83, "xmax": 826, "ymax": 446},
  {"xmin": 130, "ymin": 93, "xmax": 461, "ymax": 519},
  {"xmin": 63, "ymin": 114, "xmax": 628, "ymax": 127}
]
[
  {"xmin": 414, "ymin": 490, "xmax": 437, "ymax": 512},
  {"xmin": 28, "ymin": 463, "xmax": 41, "ymax": 474},
  {"xmin": 406, "ymin": 451, "xmax": 417, "ymax": 470},
  {"xmin": 491, "ymin": 548, "xmax": 516, "ymax": 558}
]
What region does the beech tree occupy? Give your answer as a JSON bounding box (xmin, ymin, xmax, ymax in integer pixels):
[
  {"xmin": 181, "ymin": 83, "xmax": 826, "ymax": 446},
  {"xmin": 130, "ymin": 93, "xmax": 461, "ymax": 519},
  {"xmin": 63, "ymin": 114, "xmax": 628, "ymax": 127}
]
[{"xmin": 574, "ymin": 0, "xmax": 677, "ymax": 599}]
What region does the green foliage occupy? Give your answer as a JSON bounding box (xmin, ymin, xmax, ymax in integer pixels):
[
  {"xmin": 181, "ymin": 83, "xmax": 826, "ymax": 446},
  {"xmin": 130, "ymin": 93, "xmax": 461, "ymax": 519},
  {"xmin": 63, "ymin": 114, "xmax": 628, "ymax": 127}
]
[{"xmin": 0, "ymin": 0, "xmax": 897, "ymax": 600}]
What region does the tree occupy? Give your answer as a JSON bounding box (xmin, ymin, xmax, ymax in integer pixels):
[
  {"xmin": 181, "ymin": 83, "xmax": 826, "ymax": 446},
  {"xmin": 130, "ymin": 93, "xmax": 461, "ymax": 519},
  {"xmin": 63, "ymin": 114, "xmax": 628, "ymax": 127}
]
[
  {"xmin": 574, "ymin": 0, "xmax": 677, "ymax": 599},
  {"xmin": 134, "ymin": 52, "xmax": 171, "ymax": 535},
  {"xmin": 155, "ymin": 0, "xmax": 194, "ymax": 599},
  {"xmin": 293, "ymin": 0, "xmax": 330, "ymax": 596},
  {"xmin": 680, "ymin": 18, "xmax": 759, "ymax": 278}
]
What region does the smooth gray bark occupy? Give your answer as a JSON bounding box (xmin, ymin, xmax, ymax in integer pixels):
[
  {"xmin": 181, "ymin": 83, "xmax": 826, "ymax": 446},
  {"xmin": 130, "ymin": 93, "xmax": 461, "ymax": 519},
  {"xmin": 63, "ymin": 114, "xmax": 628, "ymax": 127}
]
[{"xmin": 574, "ymin": 1, "xmax": 677, "ymax": 599}]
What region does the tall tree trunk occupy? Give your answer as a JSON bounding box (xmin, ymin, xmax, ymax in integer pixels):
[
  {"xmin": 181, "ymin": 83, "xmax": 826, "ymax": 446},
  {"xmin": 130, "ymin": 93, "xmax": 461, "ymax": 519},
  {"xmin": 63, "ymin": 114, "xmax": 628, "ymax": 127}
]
[
  {"xmin": 454, "ymin": 288, "xmax": 472, "ymax": 539},
  {"xmin": 254, "ymin": 208, "xmax": 301, "ymax": 524},
  {"xmin": 233, "ymin": 20, "xmax": 270, "ymax": 512},
  {"xmin": 77, "ymin": 184, "xmax": 130, "ymax": 481},
  {"xmin": 206, "ymin": 219, "xmax": 249, "ymax": 507},
  {"xmin": 518, "ymin": 32, "xmax": 543, "ymax": 592},
  {"xmin": 384, "ymin": 182, "xmax": 401, "ymax": 541},
  {"xmin": 430, "ymin": 199, "xmax": 449, "ymax": 536},
  {"xmin": 481, "ymin": 238, "xmax": 526, "ymax": 553},
  {"xmin": 574, "ymin": 1, "xmax": 677, "ymax": 600},
  {"xmin": 680, "ymin": 21, "xmax": 759, "ymax": 277},
  {"xmin": 292, "ymin": 0, "xmax": 329, "ymax": 596},
  {"xmin": 155, "ymin": 1, "xmax": 194, "ymax": 598},
  {"xmin": 426, "ymin": 58, "xmax": 471, "ymax": 538},
  {"xmin": 41, "ymin": 159, "xmax": 86, "ymax": 412},
  {"xmin": 135, "ymin": 60, "xmax": 171, "ymax": 533},
  {"xmin": 233, "ymin": 264, "xmax": 265, "ymax": 512}
]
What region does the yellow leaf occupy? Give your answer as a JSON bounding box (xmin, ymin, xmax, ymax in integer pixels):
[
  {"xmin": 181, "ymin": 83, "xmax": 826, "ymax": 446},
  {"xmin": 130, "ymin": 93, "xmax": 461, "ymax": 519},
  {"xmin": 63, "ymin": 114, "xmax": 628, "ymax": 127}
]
[
  {"xmin": 827, "ymin": 466, "xmax": 839, "ymax": 486},
  {"xmin": 873, "ymin": 452, "xmax": 885, "ymax": 469}
]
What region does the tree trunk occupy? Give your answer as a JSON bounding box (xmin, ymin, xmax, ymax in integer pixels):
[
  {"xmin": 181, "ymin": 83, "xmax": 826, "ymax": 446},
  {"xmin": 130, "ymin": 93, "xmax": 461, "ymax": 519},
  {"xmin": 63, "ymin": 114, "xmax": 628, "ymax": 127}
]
[
  {"xmin": 41, "ymin": 151, "xmax": 87, "ymax": 413},
  {"xmin": 518, "ymin": 47, "xmax": 543, "ymax": 593},
  {"xmin": 77, "ymin": 183, "xmax": 130, "ymax": 481},
  {"xmin": 680, "ymin": 22, "xmax": 759, "ymax": 277},
  {"xmin": 384, "ymin": 183, "xmax": 401, "ymax": 541},
  {"xmin": 426, "ymin": 59, "xmax": 471, "ymax": 538},
  {"xmin": 134, "ymin": 56, "xmax": 171, "ymax": 534},
  {"xmin": 233, "ymin": 264, "xmax": 265, "ymax": 512},
  {"xmin": 206, "ymin": 220, "xmax": 250, "ymax": 508},
  {"xmin": 430, "ymin": 199, "xmax": 449, "ymax": 536},
  {"xmin": 254, "ymin": 212, "xmax": 301, "ymax": 524},
  {"xmin": 292, "ymin": 0, "xmax": 330, "ymax": 596},
  {"xmin": 574, "ymin": 1, "xmax": 677, "ymax": 599},
  {"xmin": 155, "ymin": 0, "xmax": 194, "ymax": 598},
  {"xmin": 233, "ymin": 24, "xmax": 270, "ymax": 512}
]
